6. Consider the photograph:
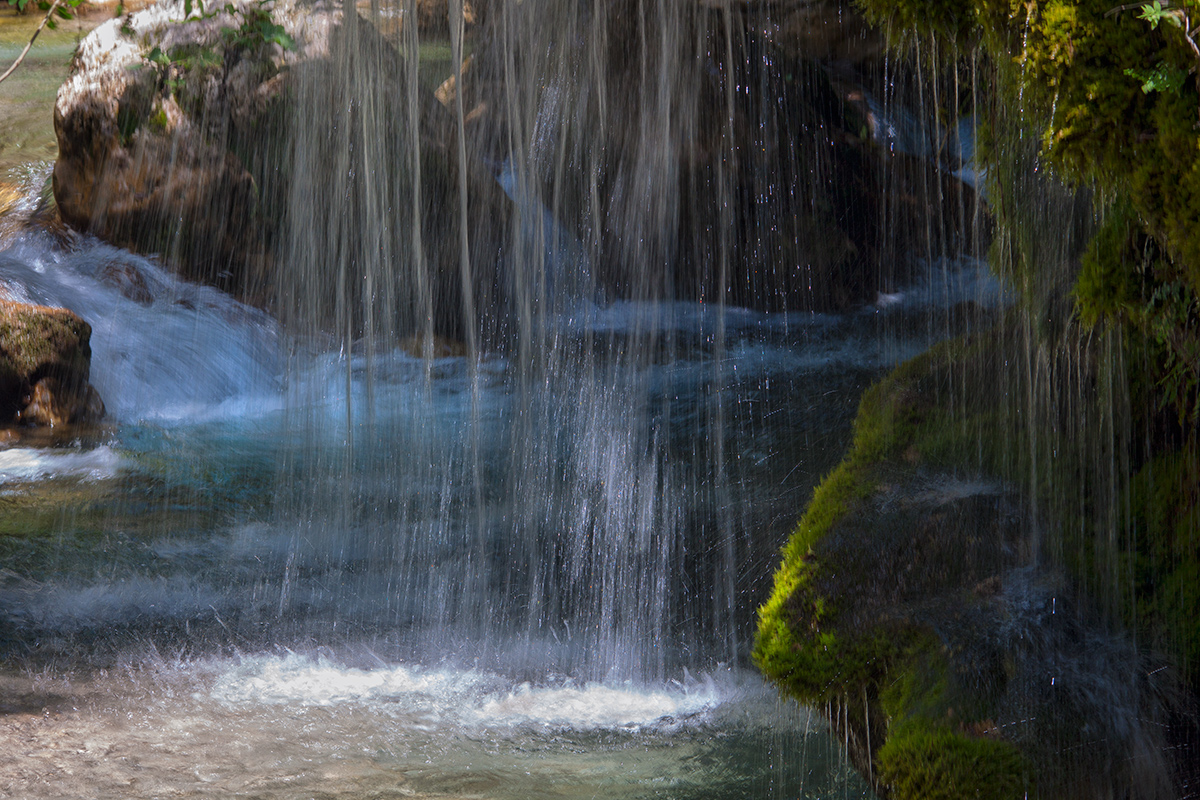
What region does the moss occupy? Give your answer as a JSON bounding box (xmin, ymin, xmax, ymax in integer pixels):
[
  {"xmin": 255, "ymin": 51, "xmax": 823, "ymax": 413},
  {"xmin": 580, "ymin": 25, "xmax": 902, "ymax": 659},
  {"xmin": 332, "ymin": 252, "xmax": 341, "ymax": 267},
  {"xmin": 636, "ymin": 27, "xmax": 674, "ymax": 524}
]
[
  {"xmin": 752, "ymin": 350, "xmax": 932, "ymax": 700},
  {"xmin": 1075, "ymin": 201, "xmax": 1145, "ymax": 328},
  {"xmin": 870, "ymin": 636, "xmax": 1029, "ymax": 799},
  {"xmin": 754, "ymin": 315, "xmax": 1148, "ymax": 794},
  {"xmin": 753, "ymin": 334, "xmax": 1018, "ymax": 703},
  {"xmin": 146, "ymin": 107, "xmax": 169, "ymax": 134},
  {"xmin": 1127, "ymin": 444, "xmax": 1200, "ymax": 688},
  {"xmin": 877, "ymin": 729, "xmax": 1027, "ymax": 800}
]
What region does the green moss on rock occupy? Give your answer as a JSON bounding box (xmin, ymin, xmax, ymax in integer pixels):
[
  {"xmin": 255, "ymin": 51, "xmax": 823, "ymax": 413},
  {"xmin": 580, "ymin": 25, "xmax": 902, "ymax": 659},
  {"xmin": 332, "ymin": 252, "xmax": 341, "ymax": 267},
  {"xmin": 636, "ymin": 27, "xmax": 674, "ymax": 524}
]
[
  {"xmin": 1128, "ymin": 444, "xmax": 1200, "ymax": 688},
  {"xmin": 0, "ymin": 299, "xmax": 94, "ymax": 423},
  {"xmin": 877, "ymin": 729, "xmax": 1026, "ymax": 800}
]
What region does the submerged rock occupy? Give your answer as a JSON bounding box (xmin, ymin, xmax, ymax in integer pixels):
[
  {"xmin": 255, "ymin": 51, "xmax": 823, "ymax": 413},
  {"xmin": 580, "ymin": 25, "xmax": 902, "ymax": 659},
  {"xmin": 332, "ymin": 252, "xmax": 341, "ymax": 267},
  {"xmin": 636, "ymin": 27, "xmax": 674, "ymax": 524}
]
[{"xmin": 0, "ymin": 299, "xmax": 105, "ymax": 427}]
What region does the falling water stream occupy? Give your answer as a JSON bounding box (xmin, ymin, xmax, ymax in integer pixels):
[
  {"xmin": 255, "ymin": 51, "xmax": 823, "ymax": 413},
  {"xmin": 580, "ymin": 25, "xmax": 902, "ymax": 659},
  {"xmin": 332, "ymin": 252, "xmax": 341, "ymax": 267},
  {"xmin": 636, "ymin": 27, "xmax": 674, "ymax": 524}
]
[
  {"xmin": 0, "ymin": 219, "xmax": 1004, "ymax": 798},
  {"xmin": 0, "ymin": 1, "xmax": 1009, "ymax": 796}
]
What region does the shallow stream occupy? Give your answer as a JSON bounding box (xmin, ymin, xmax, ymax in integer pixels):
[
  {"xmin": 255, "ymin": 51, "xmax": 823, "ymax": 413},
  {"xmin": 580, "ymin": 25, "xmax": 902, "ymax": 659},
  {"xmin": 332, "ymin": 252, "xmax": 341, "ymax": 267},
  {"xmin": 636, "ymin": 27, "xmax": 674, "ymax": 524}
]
[{"xmin": 0, "ymin": 180, "xmax": 1009, "ymax": 795}]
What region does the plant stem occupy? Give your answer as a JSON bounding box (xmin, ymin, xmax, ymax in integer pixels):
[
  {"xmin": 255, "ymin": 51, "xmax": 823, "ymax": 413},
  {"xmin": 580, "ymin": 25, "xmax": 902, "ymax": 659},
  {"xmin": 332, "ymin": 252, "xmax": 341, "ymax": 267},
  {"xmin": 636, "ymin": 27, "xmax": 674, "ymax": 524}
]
[{"xmin": 0, "ymin": 0, "xmax": 65, "ymax": 84}]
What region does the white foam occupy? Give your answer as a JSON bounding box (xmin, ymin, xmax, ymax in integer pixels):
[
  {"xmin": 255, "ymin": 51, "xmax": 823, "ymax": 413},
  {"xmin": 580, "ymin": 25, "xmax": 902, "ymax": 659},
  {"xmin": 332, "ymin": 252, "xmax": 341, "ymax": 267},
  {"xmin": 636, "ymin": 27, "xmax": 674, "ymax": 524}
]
[
  {"xmin": 0, "ymin": 445, "xmax": 123, "ymax": 484},
  {"xmin": 212, "ymin": 655, "xmax": 484, "ymax": 708},
  {"xmin": 208, "ymin": 654, "xmax": 726, "ymax": 732},
  {"xmin": 476, "ymin": 681, "xmax": 720, "ymax": 729}
]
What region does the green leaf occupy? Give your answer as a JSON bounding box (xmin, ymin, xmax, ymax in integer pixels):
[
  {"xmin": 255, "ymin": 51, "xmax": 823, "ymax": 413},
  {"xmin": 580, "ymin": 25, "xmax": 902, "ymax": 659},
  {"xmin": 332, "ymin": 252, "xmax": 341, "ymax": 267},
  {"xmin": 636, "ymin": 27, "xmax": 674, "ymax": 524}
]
[
  {"xmin": 1138, "ymin": 1, "xmax": 1185, "ymax": 29},
  {"xmin": 46, "ymin": 18, "xmax": 55, "ymax": 28},
  {"xmin": 55, "ymin": 6, "xmax": 72, "ymax": 18},
  {"xmin": 147, "ymin": 45, "xmax": 171, "ymax": 66},
  {"xmin": 1139, "ymin": 1, "xmax": 1165, "ymax": 28},
  {"xmin": 1124, "ymin": 62, "xmax": 1188, "ymax": 94},
  {"xmin": 184, "ymin": 0, "xmax": 192, "ymax": 15}
]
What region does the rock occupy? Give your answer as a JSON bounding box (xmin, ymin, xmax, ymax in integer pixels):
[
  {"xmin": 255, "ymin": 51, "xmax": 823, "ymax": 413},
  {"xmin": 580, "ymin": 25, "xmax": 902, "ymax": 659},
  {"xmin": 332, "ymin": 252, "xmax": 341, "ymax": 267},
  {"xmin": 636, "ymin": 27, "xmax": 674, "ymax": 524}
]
[
  {"xmin": 755, "ymin": 331, "xmax": 1189, "ymax": 799},
  {"xmin": 0, "ymin": 299, "xmax": 105, "ymax": 427},
  {"xmin": 399, "ymin": 334, "xmax": 467, "ymax": 358},
  {"xmin": 18, "ymin": 378, "xmax": 106, "ymax": 427},
  {"xmin": 458, "ymin": 0, "xmax": 975, "ymax": 313},
  {"xmin": 755, "ymin": 0, "xmax": 885, "ymax": 65},
  {"xmin": 97, "ymin": 258, "xmax": 154, "ymax": 305},
  {"xmin": 54, "ymin": 0, "xmax": 514, "ymax": 342},
  {"xmin": 51, "ymin": 0, "xmax": 309, "ymax": 302},
  {"xmin": 277, "ymin": 11, "xmax": 514, "ymax": 343},
  {"xmin": 413, "ymin": 0, "xmax": 479, "ymax": 35}
]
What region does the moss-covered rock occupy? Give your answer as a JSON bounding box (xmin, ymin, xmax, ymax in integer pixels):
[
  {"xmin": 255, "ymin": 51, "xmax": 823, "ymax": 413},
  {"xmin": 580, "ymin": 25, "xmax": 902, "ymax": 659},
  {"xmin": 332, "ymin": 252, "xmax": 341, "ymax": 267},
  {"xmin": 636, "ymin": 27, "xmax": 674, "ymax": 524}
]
[
  {"xmin": 876, "ymin": 728, "xmax": 1026, "ymax": 800},
  {"xmin": 0, "ymin": 299, "xmax": 104, "ymax": 427},
  {"xmin": 756, "ymin": 317, "xmax": 1191, "ymax": 798}
]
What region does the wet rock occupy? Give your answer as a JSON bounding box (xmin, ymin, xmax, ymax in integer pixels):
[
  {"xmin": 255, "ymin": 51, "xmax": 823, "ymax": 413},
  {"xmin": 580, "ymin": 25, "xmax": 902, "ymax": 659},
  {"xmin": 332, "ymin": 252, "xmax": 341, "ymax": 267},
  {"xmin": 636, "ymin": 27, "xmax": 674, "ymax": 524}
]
[
  {"xmin": 755, "ymin": 333, "xmax": 1190, "ymax": 799},
  {"xmin": 96, "ymin": 258, "xmax": 154, "ymax": 305},
  {"xmin": 459, "ymin": 0, "xmax": 975, "ymax": 313},
  {"xmin": 413, "ymin": 0, "xmax": 479, "ymax": 35},
  {"xmin": 752, "ymin": 0, "xmax": 885, "ymax": 65},
  {"xmin": 18, "ymin": 377, "xmax": 106, "ymax": 427},
  {"xmin": 52, "ymin": 0, "xmax": 305, "ymax": 302},
  {"xmin": 54, "ymin": 0, "xmax": 513, "ymax": 341},
  {"xmin": 398, "ymin": 334, "xmax": 468, "ymax": 358},
  {"xmin": 0, "ymin": 299, "xmax": 105, "ymax": 427}
]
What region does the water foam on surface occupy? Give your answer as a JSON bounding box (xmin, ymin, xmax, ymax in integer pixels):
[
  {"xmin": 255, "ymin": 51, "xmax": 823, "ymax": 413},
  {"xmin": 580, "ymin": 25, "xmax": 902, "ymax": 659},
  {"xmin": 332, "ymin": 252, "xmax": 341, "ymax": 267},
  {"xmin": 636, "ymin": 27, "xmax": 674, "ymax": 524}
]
[
  {"xmin": 208, "ymin": 653, "xmax": 727, "ymax": 732},
  {"xmin": 476, "ymin": 680, "xmax": 720, "ymax": 729}
]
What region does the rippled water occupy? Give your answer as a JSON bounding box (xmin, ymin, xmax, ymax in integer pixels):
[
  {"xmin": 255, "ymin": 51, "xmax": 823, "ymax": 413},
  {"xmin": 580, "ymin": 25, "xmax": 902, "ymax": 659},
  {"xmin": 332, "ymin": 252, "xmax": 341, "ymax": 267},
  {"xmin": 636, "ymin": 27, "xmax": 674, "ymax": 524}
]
[
  {"xmin": 0, "ymin": 654, "xmax": 876, "ymax": 799},
  {"xmin": 0, "ymin": 218, "xmax": 1006, "ymax": 798}
]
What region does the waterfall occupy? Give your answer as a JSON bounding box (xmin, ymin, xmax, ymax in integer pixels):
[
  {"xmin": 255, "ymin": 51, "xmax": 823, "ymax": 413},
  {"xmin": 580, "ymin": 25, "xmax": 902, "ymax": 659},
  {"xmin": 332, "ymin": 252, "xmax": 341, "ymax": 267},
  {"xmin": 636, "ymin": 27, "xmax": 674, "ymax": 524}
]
[{"xmin": 0, "ymin": 0, "xmax": 1033, "ymax": 796}]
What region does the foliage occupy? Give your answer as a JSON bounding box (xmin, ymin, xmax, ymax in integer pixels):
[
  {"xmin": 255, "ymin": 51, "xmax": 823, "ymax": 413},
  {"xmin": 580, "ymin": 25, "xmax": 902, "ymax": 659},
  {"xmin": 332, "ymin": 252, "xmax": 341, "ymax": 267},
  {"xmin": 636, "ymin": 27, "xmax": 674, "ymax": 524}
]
[
  {"xmin": 1124, "ymin": 61, "xmax": 1189, "ymax": 93},
  {"xmin": 1127, "ymin": 443, "xmax": 1200, "ymax": 688},
  {"xmin": 0, "ymin": 0, "xmax": 84, "ymax": 84},
  {"xmin": 855, "ymin": 0, "xmax": 1200, "ymax": 296},
  {"xmin": 140, "ymin": 0, "xmax": 296, "ymax": 94},
  {"xmin": 5, "ymin": 0, "xmax": 81, "ymax": 28},
  {"xmin": 219, "ymin": 2, "xmax": 296, "ymax": 53}
]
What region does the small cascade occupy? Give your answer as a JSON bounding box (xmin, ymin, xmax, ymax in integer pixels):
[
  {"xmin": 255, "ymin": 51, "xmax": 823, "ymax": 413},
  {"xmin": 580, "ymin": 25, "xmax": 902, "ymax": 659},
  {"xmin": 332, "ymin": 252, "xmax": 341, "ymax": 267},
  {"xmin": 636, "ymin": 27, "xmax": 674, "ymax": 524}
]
[{"xmin": 0, "ymin": 0, "xmax": 1045, "ymax": 796}]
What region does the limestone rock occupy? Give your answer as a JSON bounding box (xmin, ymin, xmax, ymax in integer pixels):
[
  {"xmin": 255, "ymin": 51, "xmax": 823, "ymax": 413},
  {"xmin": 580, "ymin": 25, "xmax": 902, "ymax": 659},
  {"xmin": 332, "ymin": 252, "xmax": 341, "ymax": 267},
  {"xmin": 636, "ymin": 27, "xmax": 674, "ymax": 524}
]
[
  {"xmin": 52, "ymin": 0, "xmax": 329, "ymax": 303},
  {"xmin": 0, "ymin": 300, "xmax": 105, "ymax": 427},
  {"xmin": 54, "ymin": 0, "xmax": 514, "ymax": 341}
]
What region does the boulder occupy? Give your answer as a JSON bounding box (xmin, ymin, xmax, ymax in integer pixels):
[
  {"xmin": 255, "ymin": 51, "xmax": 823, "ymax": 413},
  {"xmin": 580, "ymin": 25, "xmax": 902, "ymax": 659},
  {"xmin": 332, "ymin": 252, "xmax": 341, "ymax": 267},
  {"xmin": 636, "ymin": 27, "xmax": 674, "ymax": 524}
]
[
  {"xmin": 414, "ymin": 0, "xmax": 479, "ymax": 35},
  {"xmin": 53, "ymin": 0, "xmax": 513, "ymax": 341},
  {"xmin": 754, "ymin": 331, "xmax": 1189, "ymax": 799},
  {"xmin": 52, "ymin": 0, "xmax": 316, "ymax": 302},
  {"xmin": 0, "ymin": 299, "xmax": 105, "ymax": 427}
]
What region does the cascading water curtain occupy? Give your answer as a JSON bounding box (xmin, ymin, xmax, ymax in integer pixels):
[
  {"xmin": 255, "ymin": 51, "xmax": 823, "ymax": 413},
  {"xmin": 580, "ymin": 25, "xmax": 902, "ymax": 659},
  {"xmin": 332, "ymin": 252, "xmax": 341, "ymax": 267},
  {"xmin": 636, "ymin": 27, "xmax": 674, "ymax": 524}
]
[{"xmin": 265, "ymin": 0, "xmax": 762, "ymax": 681}]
